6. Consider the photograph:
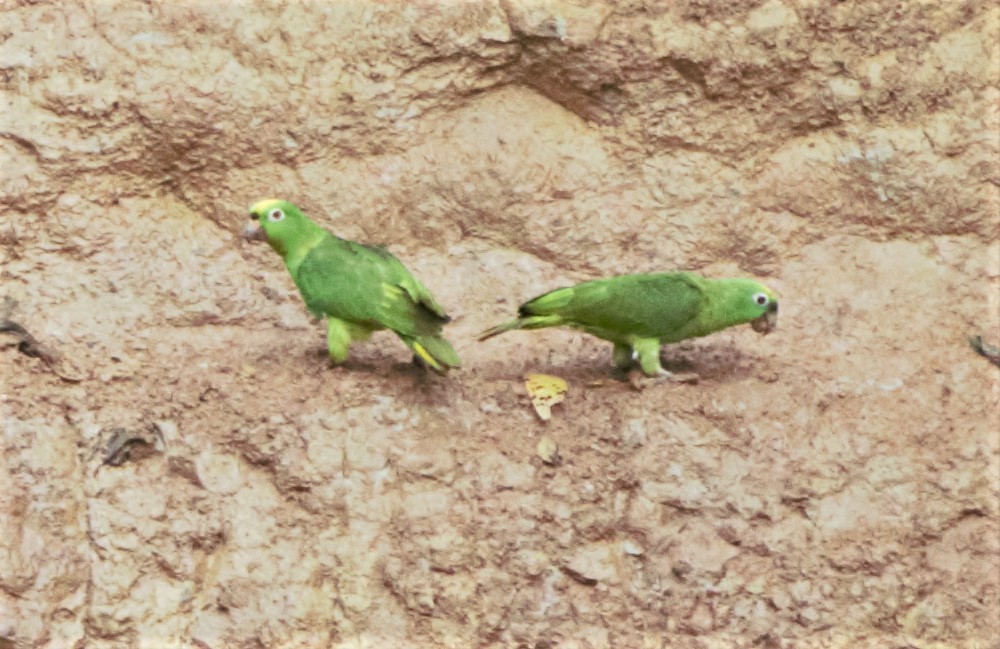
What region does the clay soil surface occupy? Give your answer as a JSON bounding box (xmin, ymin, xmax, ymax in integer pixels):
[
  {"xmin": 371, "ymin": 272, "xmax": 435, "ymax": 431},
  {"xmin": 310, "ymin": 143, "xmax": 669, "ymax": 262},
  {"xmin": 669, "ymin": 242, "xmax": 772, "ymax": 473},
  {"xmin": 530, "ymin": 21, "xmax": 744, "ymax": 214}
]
[{"xmin": 2, "ymin": 2, "xmax": 999, "ymax": 648}]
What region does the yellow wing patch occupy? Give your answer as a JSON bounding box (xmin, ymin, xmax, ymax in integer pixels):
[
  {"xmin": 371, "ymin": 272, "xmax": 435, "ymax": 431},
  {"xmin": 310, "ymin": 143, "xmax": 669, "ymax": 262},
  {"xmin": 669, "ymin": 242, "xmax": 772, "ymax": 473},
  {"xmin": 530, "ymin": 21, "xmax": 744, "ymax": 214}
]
[
  {"xmin": 524, "ymin": 373, "xmax": 568, "ymax": 422},
  {"xmin": 381, "ymin": 283, "xmax": 406, "ymax": 311},
  {"xmin": 411, "ymin": 341, "xmax": 444, "ymax": 372}
]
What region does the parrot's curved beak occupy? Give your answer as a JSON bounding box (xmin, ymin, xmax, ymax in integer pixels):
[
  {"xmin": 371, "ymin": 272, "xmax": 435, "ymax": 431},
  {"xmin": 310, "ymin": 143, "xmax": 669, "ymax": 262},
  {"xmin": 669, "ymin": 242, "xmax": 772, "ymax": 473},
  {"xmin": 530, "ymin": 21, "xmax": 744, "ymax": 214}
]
[
  {"xmin": 751, "ymin": 300, "xmax": 778, "ymax": 335},
  {"xmin": 243, "ymin": 219, "xmax": 267, "ymax": 242}
]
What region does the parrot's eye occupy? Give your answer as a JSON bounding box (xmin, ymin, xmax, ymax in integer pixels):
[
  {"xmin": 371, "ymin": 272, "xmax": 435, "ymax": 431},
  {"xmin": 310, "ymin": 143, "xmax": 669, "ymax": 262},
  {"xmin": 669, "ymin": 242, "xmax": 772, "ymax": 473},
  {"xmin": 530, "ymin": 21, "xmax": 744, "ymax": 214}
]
[
  {"xmin": 753, "ymin": 292, "xmax": 769, "ymax": 307},
  {"xmin": 268, "ymin": 208, "xmax": 285, "ymax": 222}
]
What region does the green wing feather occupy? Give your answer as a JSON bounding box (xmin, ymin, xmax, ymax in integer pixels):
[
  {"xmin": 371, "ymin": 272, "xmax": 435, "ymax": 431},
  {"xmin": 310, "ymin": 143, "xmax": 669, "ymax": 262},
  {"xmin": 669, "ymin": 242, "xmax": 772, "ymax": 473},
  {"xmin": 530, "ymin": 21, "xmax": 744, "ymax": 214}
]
[
  {"xmin": 480, "ymin": 273, "xmax": 706, "ymax": 343},
  {"xmin": 521, "ymin": 273, "xmax": 704, "ymax": 339},
  {"xmin": 294, "ymin": 234, "xmax": 448, "ymax": 336}
]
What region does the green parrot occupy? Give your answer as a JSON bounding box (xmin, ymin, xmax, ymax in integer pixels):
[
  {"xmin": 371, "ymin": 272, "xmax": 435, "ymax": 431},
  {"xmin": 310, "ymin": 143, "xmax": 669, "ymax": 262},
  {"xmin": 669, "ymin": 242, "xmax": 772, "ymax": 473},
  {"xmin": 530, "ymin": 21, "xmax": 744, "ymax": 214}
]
[
  {"xmin": 243, "ymin": 198, "xmax": 460, "ymax": 373},
  {"xmin": 479, "ymin": 272, "xmax": 778, "ymax": 378}
]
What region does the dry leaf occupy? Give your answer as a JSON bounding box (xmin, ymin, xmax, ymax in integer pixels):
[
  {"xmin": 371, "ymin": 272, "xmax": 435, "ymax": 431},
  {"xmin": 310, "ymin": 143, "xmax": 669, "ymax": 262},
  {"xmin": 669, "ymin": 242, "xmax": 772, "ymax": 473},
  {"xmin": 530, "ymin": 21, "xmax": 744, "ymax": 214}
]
[
  {"xmin": 524, "ymin": 373, "xmax": 568, "ymax": 421},
  {"xmin": 970, "ymin": 336, "xmax": 1000, "ymax": 367},
  {"xmin": 99, "ymin": 426, "xmax": 165, "ymax": 469}
]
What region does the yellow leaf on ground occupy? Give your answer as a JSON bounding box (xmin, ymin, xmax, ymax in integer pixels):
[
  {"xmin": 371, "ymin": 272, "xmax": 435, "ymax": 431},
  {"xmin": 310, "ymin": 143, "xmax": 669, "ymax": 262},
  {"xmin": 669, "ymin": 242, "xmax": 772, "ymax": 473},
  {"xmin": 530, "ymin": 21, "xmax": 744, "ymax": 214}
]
[
  {"xmin": 536, "ymin": 435, "xmax": 561, "ymax": 465},
  {"xmin": 524, "ymin": 373, "xmax": 568, "ymax": 421}
]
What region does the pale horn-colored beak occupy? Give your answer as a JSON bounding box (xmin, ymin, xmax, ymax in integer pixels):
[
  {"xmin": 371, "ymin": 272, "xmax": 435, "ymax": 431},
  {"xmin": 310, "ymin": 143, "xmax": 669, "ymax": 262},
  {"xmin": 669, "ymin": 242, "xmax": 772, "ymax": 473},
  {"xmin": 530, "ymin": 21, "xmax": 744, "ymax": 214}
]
[
  {"xmin": 243, "ymin": 219, "xmax": 267, "ymax": 242},
  {"xmin": 751, "ymin": 300, "xmax": 778, "ymax": 335}
]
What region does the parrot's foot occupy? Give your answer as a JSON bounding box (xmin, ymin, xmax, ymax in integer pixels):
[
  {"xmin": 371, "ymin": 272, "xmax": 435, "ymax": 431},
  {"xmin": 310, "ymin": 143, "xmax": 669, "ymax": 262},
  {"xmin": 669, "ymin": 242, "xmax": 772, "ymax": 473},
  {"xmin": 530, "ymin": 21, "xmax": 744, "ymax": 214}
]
[
  {"xmin": 612, "ymin": 344, "xmax": 636, "ymax": 372},
  {"xmin": 627, "ymin": 368, "xmax": 700, "ymax": 391}
]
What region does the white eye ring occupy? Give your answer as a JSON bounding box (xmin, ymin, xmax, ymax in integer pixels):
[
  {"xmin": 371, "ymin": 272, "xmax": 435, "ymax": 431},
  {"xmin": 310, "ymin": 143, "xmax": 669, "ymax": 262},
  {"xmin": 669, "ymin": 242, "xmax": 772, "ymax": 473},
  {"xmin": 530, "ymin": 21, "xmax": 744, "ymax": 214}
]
[
  {"xmin": 268, "ymin": 208, "xmax": 285, "ymax": 222},
  {"xmin": 753, "ymin": 292, "xmax": 769, "ymax": 307}
]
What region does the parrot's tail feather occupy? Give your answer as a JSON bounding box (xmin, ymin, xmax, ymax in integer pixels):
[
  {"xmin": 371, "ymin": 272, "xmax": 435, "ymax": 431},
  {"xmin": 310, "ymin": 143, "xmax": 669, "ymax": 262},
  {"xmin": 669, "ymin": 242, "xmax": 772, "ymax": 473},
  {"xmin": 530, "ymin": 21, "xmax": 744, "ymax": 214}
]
[
  {"xmin": 477, "ymin": 315, "xmax": 564, "ymax": 341},
  {"xmin": 519, "ymin": 286, "xmax": 575, "ymax": 315},
  {"xmin": 477, "ymin": 320, "xmax": 521, "ymax": 341},
  {"xmin": 402, "ymin": 334, "xmax": 461, "ymax": 374}
]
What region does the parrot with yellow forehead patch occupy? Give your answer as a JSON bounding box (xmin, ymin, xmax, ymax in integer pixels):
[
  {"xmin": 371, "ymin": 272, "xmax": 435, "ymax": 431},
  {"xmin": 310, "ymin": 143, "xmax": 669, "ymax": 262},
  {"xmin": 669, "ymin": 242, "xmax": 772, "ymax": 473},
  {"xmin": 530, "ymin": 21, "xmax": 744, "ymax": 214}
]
[
  {"xmin": 479, "ymin": 272, "xmax": 778, "ymax": 379},
  {"xmin": 244, "ymin": 199, "xmax": 460, "ymax": 373}
]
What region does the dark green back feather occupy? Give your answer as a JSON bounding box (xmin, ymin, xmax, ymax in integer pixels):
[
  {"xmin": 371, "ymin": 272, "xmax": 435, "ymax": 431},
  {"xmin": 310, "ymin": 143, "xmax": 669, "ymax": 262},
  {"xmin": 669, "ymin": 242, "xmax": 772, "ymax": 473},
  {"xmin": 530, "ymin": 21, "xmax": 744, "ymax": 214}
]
[
  {"xmin": 294, "ymin": 234, "xmax": 448, "ymax": 336},
  {"xmin": 519, "ymin": 272, "xmax": 705, "ymax": 340}
]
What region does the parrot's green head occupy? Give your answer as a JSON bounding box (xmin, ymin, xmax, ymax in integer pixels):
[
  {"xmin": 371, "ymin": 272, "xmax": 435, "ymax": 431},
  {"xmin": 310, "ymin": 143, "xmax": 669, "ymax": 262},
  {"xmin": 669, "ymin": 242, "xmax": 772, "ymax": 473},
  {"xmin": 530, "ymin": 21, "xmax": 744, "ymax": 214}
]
[
  {"xmin": 717, "ymin": 278, "xmax": 779, "ymax": 335},
  {"xmin": 244, "ymin": 198, "xmax": 321, "ymax": 258}
]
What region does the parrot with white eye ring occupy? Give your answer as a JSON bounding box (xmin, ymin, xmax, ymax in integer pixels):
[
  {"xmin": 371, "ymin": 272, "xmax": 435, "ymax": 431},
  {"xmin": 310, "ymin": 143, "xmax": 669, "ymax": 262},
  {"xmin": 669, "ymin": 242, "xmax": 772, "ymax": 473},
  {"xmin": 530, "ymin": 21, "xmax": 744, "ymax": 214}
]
[
  {"xmin": 478, "ymin": 272, "xmax": 778, "ymax": 379},
  {"xmin": 243, "ymin": 199, "xmax": 461, "ymax": 373}
]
